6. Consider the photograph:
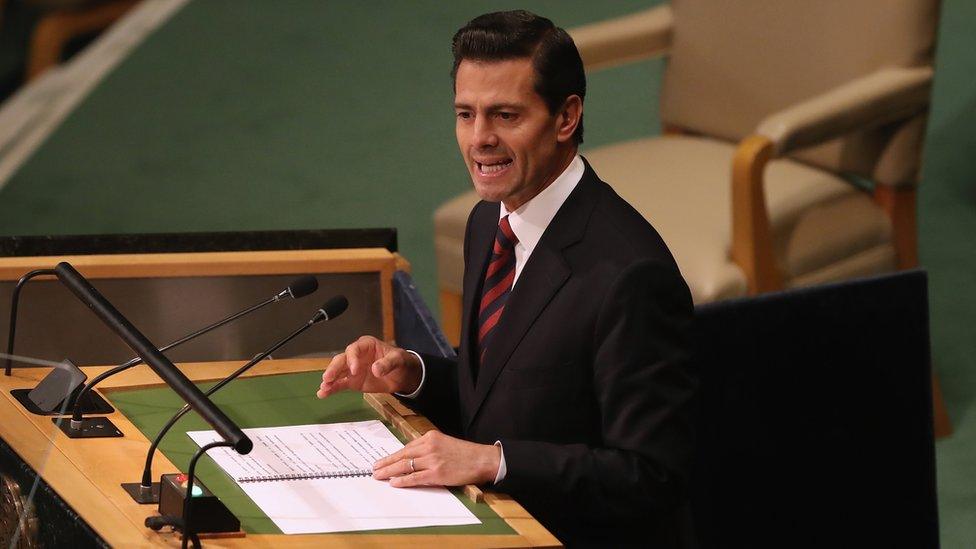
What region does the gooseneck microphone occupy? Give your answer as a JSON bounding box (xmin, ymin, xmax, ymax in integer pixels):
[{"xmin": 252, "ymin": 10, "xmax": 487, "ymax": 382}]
[
  {"xmin": 68, "ymin": 274, "xmax": 318, "ymax": 425},
  {"xmin": 134, "ymin": 295, "xmax": 349, "ymax": 498},
  {"xmin": 5, "ymin": 269, "xmax": 57, "ymax": 376},
  {"xmin": 54, "ymin": 262, "xmax": 253, "ymax": 454}
]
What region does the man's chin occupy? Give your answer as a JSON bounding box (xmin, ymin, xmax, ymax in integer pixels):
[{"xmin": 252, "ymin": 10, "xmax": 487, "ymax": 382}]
[{"xmin": 471, "ymin": 180, "xmax": 509, "ymax": 204}]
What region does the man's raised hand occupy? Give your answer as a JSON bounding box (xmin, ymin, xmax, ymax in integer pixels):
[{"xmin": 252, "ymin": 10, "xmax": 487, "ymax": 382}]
[{"xmin": 316, "ymin": 335, "xmax": 422, "ymax": 398}]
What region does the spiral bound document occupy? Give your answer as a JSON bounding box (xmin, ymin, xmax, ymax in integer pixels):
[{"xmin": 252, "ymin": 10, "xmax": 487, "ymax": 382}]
[
  {"xmin": 187, "ymin": 420, "xmax": 479, "ymax": 534},
  {"xmin": 236, "ymin": 469, "xmax": 372, "ymax": 482}
]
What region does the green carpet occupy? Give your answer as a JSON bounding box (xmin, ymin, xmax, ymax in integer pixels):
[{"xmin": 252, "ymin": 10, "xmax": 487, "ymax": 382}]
[
  {"xmin": 921, "ymin": 2, "xmax": 976, "ymax": 547},
  {"xmin": 0, "ymin": 1, "xmax": 973, "ymax": 545}
]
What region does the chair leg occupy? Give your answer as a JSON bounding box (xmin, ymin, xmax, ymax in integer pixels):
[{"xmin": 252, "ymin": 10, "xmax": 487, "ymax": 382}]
[
  {"xmin": 872, "ymin": 186, "xmax": 949, "ymax": 435},
  {"xmin": 931, "ymin": 372, "xmax": 952, "ymax": 438},
  {"xmin": 439, "ymin": 289, "xmax": 463, "ymax": 348},
  {"xmin": 873, "ymin": 185, "xmax": 918, "ymax": 269}
]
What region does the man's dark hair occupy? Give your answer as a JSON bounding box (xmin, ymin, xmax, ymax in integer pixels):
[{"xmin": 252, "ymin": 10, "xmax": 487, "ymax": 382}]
[{"xmin": 451, "ymin": 10, "xmax": 586, "ymax": 144}]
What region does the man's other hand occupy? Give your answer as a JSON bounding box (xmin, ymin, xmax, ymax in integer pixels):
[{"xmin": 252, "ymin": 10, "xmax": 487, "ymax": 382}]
[
  {"xmin": 372, "ymin": 431, "xmax": 501, "ymax": 487},
  {"xmin": 316, "ymin": 335, "xmax": 422, "ymax": 398}
]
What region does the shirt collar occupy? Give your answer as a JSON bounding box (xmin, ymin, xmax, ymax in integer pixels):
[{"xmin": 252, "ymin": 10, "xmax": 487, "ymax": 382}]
[{"xmin": 499, "ymin": 154, "xmax": 584, "ymax": 255}]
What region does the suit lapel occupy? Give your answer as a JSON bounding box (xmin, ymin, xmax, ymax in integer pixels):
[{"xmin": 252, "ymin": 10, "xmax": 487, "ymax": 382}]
[
  {"xmin": 458, "ymin": 201, "xmax": 498, "ymax": 416},
  {"xmin": 464, "ymin": 163, "xmax": 601, "ymax": 429}
]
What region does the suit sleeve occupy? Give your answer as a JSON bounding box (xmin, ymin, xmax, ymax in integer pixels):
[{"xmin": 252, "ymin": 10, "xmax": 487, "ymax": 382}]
[
  {"xmin": 495, "ymin": 258, "xmax": 696, "ymax": 520},
  {"xmin": 404, "ymin": 352, "xmax": 462, "ymax": 437}
]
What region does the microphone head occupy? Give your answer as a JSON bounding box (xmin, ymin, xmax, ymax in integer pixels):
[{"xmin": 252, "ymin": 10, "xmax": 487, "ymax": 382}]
[
  {"xmin": 314, "ymin": 295, "xmax": 349, "ymax": 323},
  {"xmin": 287, "ymin": 276, "xmax": 318, "ymax": 299}
]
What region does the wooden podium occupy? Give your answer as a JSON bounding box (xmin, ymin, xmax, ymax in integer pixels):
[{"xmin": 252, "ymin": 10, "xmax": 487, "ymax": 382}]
[{"xmin": 0, "ymin": 239, "xmax": 559, "ymax": 547}]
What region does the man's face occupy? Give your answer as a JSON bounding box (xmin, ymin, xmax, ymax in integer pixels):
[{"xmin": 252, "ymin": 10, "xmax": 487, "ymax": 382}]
[{"xmin": 454, "ymin": 58, "xmax": 578, "ymax": 211}]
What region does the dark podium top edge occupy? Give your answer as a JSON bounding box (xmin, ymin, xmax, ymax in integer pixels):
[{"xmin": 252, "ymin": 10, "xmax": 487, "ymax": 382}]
[{"xmin": 0, "ymin": 229, "xmax": 397, "ymax": 257}]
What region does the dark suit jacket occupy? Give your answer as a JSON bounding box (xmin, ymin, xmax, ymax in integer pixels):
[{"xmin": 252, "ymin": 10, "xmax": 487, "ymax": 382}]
[{"xmin": 414, "ymin": 161, "xmax": 696, "ymax": 547}]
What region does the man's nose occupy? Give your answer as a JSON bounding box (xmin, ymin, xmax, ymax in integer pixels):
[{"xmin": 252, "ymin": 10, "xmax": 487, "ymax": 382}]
[{"xmin": 472, "ymin": 117, "xmax": 498, "ymax": 148}]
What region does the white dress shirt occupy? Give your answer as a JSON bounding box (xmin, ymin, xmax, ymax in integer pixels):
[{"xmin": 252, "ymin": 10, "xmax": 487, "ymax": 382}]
[
  {"xmin": 401, "ymin": 154, "xmax": 585, "ymax": 484},
  {"xmin": 500, "ymin": 154, "xmax": 585, "ymax": 286}
]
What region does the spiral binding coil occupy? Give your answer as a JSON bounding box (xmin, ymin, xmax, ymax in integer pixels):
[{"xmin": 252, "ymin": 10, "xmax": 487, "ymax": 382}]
[{"xmin": 237, "ymin": 469, "xmax": 372, "ymax": 483}]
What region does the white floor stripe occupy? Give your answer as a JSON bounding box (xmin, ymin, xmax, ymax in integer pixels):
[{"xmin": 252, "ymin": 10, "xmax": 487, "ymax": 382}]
[{"xmin": 0, "ymin": 0, "xmax": 192, "ymax": 190}]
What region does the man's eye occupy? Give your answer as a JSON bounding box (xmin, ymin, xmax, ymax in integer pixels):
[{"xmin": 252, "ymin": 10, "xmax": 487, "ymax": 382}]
[
  {"xmin": 498, "ymin": 112, "xmax": 516, "ymax": 120},
  {"xmin": 456, "ymin": 112, "xmax": 472, "ymax": 120}
]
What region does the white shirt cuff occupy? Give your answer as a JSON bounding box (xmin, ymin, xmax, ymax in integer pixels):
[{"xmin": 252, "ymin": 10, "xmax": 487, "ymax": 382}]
[
  {"xmin": 394, "ymin": 353, "xmax": 504, "ymax": 483},
  {"xmin": 493, "ymin": 440, "xmax": 507, "ymax": 484},
  {"xmin": 394, "ymin": 350, "xmax": 426, "ymax": 399}
]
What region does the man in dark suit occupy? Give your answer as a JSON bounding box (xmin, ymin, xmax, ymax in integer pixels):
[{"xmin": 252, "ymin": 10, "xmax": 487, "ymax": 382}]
[{"xmin": 317, "ymin": 10, "xmax": 695, "ymax": 547}]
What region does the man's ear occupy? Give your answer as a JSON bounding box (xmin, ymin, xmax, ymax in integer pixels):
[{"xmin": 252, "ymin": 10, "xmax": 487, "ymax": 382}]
[{"xmin": 555, "ymin": 95, "xmax": 582, "ymax": 143}]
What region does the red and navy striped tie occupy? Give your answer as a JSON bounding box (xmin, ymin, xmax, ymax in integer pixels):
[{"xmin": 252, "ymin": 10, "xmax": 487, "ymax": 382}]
[{"xmin": 478, "ymin": 215, "xmax": 518, "ymax": 363}]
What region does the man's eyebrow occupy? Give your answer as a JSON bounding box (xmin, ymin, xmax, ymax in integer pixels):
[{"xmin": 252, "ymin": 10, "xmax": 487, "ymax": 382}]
[
  {"xmin": 487, "ymin": 103, "xmax": 524, "ymax": 112},
  {"xmin": 452, "ymin": 102, "xmax": 525, "ymax": 111}
]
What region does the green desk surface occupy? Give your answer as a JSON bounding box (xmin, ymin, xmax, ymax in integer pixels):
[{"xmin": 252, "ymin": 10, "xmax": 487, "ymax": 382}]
[{"xmin": 107, "ymin": 370, "xmax": 513, "ymax": 536}]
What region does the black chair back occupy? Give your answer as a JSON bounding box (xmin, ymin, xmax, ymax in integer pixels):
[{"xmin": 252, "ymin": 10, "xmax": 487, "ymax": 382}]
[{"xmin": 692, "ymin": 271, "xmax": 938, "ymax": 548}]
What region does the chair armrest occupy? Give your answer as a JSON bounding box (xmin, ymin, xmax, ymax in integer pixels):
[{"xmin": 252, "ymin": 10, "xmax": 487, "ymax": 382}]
[
  {"xmin": 731, "ymin": 66, "xmax": 932, "ymax": 293},
  {"xmin": 756, "ymin": 66, "xmax": 933, "ymax": 156},
  {"xmin": 569, "ymin": 5, "xmax": 673, "ymax": 71}
]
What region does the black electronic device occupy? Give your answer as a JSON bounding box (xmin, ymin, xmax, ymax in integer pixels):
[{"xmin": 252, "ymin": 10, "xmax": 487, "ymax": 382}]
[
  {"xmin": 150, "ymin": 473, "xmax": 240, "ymax": 535},
  {"xmin": 11, "ymin": 386, "xmax": 114, "ymax": 416},
  {"xmin": 9, "ymin": 359, "xmax": 112, "ymax": 415},
  {"xmin": 29, "ymin": 359, "xmax": 86, "ymax": 412}
]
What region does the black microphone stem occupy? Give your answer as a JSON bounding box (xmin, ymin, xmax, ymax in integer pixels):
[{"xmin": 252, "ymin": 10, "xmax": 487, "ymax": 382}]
[
  {"xmin": 70, "ymin": 295, "xmax": 278, "ymax": 424},
  {"xmin": 5, "ymin": 269, "xmax": 56, "ymax": 376},
  {"xmin": 55, "ymin": 262, "xmax": 252, "ymax": 454},
  {"xmin": 140, "ymin": 319, "xmax": 318, "ymax": 488}
]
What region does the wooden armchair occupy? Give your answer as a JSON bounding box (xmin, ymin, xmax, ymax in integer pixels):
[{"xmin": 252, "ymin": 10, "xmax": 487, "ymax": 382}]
[{"xmin": 571, "ymin": 1, "xmax": 936, "ymax": 300}]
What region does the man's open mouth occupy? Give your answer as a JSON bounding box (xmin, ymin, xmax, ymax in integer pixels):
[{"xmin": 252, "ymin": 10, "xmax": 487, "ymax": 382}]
[{"xmin": 476, "ymin": 159, "xmax": 513, "ymax": 175}]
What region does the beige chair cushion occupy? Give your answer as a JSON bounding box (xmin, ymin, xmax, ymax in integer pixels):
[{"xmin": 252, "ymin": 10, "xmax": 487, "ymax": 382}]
[{"xmin": 585, "ymin": 135, "xmax": 894, "ymax": 302}]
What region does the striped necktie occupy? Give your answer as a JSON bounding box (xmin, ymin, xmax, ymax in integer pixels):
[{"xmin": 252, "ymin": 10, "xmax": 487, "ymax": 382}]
[{"xmin": 477, "ymin": 215, "xmax": 518, "ymax": 363}]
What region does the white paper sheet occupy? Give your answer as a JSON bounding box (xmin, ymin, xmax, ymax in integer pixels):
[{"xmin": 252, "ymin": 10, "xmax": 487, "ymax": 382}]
[{"xmin": 187, "ymin": 420, "xmax": 480, "ymax": 534}]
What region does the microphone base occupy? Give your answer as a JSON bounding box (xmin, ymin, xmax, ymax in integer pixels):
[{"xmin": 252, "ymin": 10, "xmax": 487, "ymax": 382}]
[
  {"xmin": 53, "ymin": 416, "xmax": 123, "ymax": 438},
  {"xmin": 122, "ymin": 481, "xmax": 161, "ymax": 504}
]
